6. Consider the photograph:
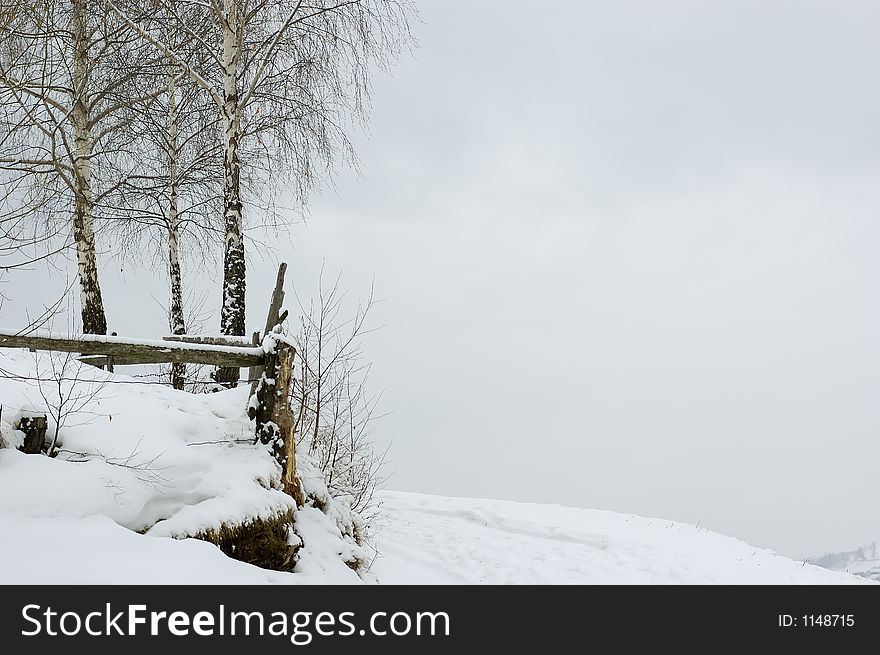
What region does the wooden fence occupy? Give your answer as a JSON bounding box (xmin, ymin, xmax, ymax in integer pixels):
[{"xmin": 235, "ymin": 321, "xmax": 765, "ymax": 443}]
[{"xmin": 0, "ymin": 263, "xmax": 303, "ymax": 504}]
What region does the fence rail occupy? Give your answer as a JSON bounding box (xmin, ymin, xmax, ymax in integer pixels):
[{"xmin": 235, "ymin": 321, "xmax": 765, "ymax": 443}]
[
  {"xmin": 0, "ymin": 263, "xmax": 303, "ymax": 505},
  {"xmin": 0, "ymin": 330, "xmax": 264, "ymax": 367}
]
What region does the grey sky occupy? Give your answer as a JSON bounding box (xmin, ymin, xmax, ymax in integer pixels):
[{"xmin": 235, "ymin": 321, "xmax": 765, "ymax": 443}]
[{"xmin": 6, "ymin": 0, "xmax": 880, "ymax": 559}]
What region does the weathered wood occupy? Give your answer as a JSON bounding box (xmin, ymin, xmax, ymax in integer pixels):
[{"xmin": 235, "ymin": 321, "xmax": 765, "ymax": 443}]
[
  {"xmin": 0, "ymin": 331, "xmax": 265, "ymax": 367},
  {"xmin": 263, "ymin": 262, "xmax": 288, "ymax": 337},
  {"xmin": 249, "ymin": 336, "xmax": 303, "ymax": 506},
  {"xmin": 248, "ymin": 262, "xmax": 305, "ymax": 506},
  {"xmin": 17, "ymin": 415, "xmax": 47, "ymax": 455},
  {"xmin": 79, "ymin": 354, "xmax": 110, "ymax": 367},
  {"xmin": 247, "ymin": 331, "xmax": 261, "ymax": 384},
  {"xmin": 80, "ymin": 354, "xmax": 197, "ymax": 367},
  {"xmin": 244, "ymin": 263, "xmax": 288, "ymax": 399}
]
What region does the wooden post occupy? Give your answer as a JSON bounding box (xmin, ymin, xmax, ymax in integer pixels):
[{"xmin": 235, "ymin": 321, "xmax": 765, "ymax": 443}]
[
  {"xmin": 248, "ymin": 262, "xmax": 288, "ymax": 400},
  {"xmin": 18, "ymin": 415, "xmax": 48, "ymax": 455},
  {"xmin": 264, "ymin": 262, "xmax": 287, "ymax": 337},
  {"xmin": 247, "ymin": 331, "xmax": 260, "ymax": 384},
  {"xmin": 248, "ymin": 335, "xmax": 304, "ymax": 506},
  {"xmin": 106, "ymin": 332, "xmax": 117, "ymax": 372}
]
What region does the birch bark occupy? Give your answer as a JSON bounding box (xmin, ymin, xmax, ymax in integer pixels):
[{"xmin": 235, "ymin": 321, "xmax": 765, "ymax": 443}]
[
  {"xmin": 71, "ymin": 0, "xmax": 108, "ymax": 335},
  {"xmin": 166, "ymin": 63, "xmax": 187, "ymax": 389}
]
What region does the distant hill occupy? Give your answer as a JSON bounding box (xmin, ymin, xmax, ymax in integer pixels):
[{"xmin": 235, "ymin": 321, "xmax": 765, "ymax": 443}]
[{"xmin": 810, "ymin": 543, "xmax": 880, "ymax": 582}]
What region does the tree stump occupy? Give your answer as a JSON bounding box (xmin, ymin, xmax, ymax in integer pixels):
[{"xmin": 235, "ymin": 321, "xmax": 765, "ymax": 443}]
[
  {"xmin": 249, "ymin": 334, "xmax": 304, "ymax": 506},
  {"xmin": 18, "ymin": 415, "xmax": 48, "ymax": 455}
]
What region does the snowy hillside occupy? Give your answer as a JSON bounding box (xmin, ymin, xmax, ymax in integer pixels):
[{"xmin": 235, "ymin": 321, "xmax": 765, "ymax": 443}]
[
  {"xmin": 369, "ymin": 492, "xmax": 870, "ymax": 585},
  {"xmin": 0, "ymin": 350, "xmax": 869, "ymax": 585},
  {"xmin": 0, "ymin": 350, "xmax": 365, "ymax": 584}
]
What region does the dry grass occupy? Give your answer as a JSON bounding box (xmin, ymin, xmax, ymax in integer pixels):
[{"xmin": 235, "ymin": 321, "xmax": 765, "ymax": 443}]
[{"xmin": 191, "ymin": 509, "xmax": 299, "ymax": 572}]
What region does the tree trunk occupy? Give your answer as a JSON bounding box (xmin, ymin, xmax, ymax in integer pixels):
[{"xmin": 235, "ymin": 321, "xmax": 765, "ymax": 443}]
[
  {"xmin": 71, "ymin": 0, "xmax": 108, "ymax": 336},
  {"xmin": 249, "ymin": 335, "xmax": 304, "ymax": 506},
  {"xmin": 167, "ymin": 64, "xmax": 187, "ymax": 391},
  {"xmin": 215, "ymin": 0, "xmax": 245, "ymax": 387}
]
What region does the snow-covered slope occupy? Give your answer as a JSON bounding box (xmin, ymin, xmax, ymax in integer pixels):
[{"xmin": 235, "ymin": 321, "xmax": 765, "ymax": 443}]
[
  {"xmin": 368, "ymin": 492, "xmax": 869, "ymax": 585},
  {"xmin": 0, "ymin": 350, "xmax": 869, "ymax": 585},
  {"xmin": 0, "ymin": 350, "xmax": 364, "ymax": 584}
]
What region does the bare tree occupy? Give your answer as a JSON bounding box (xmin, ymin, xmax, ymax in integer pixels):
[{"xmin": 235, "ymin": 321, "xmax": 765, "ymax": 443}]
[
  {"xmin": 0, "ymin": 348, "xmax": 109, "ymax": 457},
  {"xmin": 292, "ymin": 271, "xmax": 387, "ymax": 519},
  {"xmin": 105, "ymin": 14, "xmax": 223, "ymax": 389},
  {"xmin": 0, "ymin": 0, "xmax": 165, "ymax": 334},
  {"xmin": 109, "ymin": 0, "xmax": 414, "ymax": 385},
  {"xmin": 59, "ymin": 437, "xmax": 170, "ymax": 487}
]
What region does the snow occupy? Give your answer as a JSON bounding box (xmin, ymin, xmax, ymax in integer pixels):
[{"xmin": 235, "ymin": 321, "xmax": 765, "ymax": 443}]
[
  {"xmin": 166, "ymin": 334, "xmax": 254, "ymax": 344},
  {"xmin": 844, "ymin": 559, "xmax": 880, "ymax": 576},
  {"xmin": 0, "ymin": 422, "xmax": 24, "ymax": 450},
  {"xmin": 0, "ymin": 348, "xmax": 869, "ymax": 585},
  {"xmin": 368, "ymin": 492, "xmax": 871, "ymax": 585},
  {"xmin": 293, "ymin": 506, "xmax": 371, "ymax": 582},
  {"xmin": 0, "ymin": 512, "xmax": 289, "ymax": 584},
  {"xmin": 0, "ymin": 329, "xmax": 263, "ymax": 356},
  {"xmin": 0, "ymin": 349, "xmax": 362, "ymax": 584},
  {"xmin": 0, "ymin": 350, "xmax": 287, "ymax": 533}
]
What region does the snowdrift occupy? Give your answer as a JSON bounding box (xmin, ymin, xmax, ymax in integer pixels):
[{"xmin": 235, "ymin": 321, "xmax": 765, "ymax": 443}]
[{"xmin": 0, "ymin": 350, "xmax": 364, "ymax": 584}]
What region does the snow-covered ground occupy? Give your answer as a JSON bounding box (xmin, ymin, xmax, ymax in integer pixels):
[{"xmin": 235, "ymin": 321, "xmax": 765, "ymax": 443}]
[
  {"xmin": 0, "ymin": 350, "xmax": 868, "ymax": 585},
  {"xmin": 368, "ymin": 492, "xmax": 869, "ymax": 585},
  {"xmin": 0, "ymin": 350, "xmax": 363, "ymax": 584}
]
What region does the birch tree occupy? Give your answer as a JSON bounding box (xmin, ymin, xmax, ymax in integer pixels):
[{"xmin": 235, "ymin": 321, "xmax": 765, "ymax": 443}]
[
  {"xmin": 107, "ymin": 21, "xmax": 223, "ymax": 389},
  {"xmin": 0, "ymin": 0, "xmax": 163, "ymax": 334},
  {"xmin": 109, "ymin": 0, "xmax": 414, "ymax": 385}
]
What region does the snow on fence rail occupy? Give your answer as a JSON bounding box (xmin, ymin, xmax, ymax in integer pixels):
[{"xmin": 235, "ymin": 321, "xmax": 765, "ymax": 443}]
[
  {"xmin": 0, "ymin": 263, "xmax": 290, "ymax": 372},
  {"xmin": 0, "ymin": 330, "xmax": 265, "ymax": 367}
]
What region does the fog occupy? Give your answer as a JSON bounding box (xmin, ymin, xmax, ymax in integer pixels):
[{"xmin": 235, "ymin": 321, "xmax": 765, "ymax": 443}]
[{"xmin": 6, "ymin": 0, "xmax": 880, "ymax": 559}]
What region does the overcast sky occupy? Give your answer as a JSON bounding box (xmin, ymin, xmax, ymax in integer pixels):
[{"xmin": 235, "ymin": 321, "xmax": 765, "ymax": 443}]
[{"xmin": 7, "ymin": 0, "xmax": 880, "ymax": 559}]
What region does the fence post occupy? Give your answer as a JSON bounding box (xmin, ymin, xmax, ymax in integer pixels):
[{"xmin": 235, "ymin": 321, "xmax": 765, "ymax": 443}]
[
  {"xmin": 264, "ymin": 263, "xmax": 288, "ymax": 337},
  {"xmin": 248, "ymin": 334, "xmax": 304, "ymax": 506},
  {"xmin": 247, "ymin": 331, "xmax": 260, "ymax": 385},
  {"xmin": 17, "ymin": 414, "xmax": 48, "ymax": 454},
  {"xmin": 248, "ymin": 262, "xmax": 288, "ymax": 400}
]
